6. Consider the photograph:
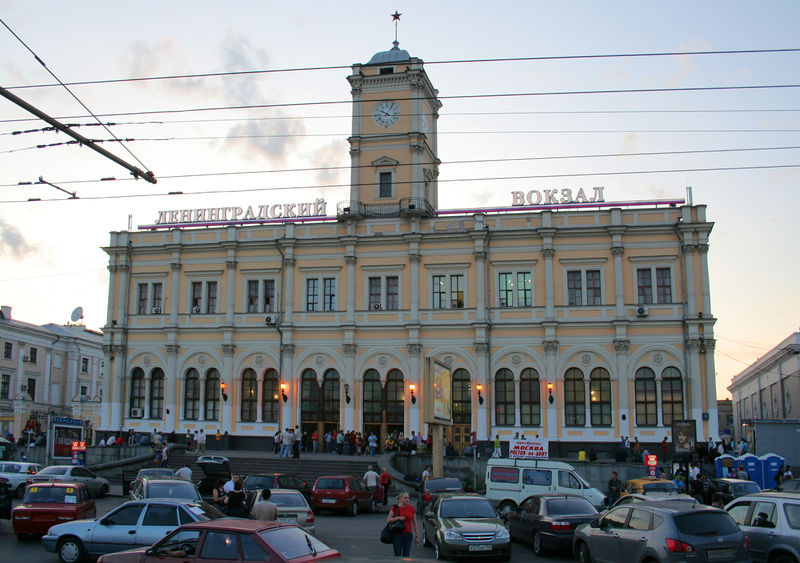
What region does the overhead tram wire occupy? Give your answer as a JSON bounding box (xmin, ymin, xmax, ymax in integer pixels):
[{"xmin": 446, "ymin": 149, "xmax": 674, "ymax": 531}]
[
  {"xmin": 5, "ymin": 47, "xmax": 800, "ymax": 91},
  {"xmin": 3, "ymin": 162, "xmax": 800, "ymax": 204},
  {"xmin": 4, "ymin": 145, "xmax": 800, "ymax": 188}
]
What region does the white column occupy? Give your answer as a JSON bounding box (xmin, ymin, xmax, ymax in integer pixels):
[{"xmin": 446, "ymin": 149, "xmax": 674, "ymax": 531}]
[
  {"xmin": 344, "ymin": 345, "xmax": 356, "ymax": 431},
  {"xmin": 615, "ymin": 340, "xmax": 631, "ymax": 436},
  {"xmin": 256, "ymin": 373, "xmax": 264, "ymax": 423},
  {"xmin": 346, "ymin": 254, "xmax": 356, "ymax": 324},
  {"xmin": 475, "ymin": 343, "xmax": 489, "ymax": 440},
  {"xmin": 683, "ymin": 244, "xmax": 698, "ymax": 317},
  {"xmin": 543, "ymin": 247, "xmax": 555, "ymax": 320},
  {"xmin": 704, "ymin": 339, "xmax": 720, "ymax": 439},
  {"xmin": 169, "ymin": 262, "xmax": 181, "ymax": 325},
  {"xmin": 222, "ymin": 345, "xmax": 236, "ymax": 434},
  {"xmin": 514, "ymin": 375, "xmax": 521, "ymax": 427},
  {"xmin": 43, "ymin": 349, "xmax": 53, "ymax": 404},
  {"xmin": 409, "ymin": 243, "xmax": 420, "ymax": 324},
  {"xmin": 15, "ymin": 341, "xmax": 24, "ymax": 398},
  {"xmin": 687, "ymin": 339, "xmax": 703, "ymax": 423},
  {"xmin": 166, "ymin": 345, "xmax": 179, "ymax": 428},
  {"xmin": 225, "ymin": 257, "xmax": 237, "ymax": 325},
  {"xmin": 544, "ymin": 341, "xmax": 559, "ymax": 440},
  {"xmin": 612, "ymin": 245, "xmax": 625, "ymax": 318},
  {"xmin": 281, "ymin": 344, "xmax": 295, "ymax": 427},
  {"xmin": 68, "ymin": 350, "xmax": 79, "ymax": 402},
  {"xmin": 408, "ymin": 344, "xmax": 422, "ymax": 434}
]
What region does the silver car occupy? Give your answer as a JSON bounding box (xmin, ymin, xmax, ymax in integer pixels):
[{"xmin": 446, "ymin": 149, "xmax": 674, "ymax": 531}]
[
  {"xmin": 265, "ymin": 488, "xmax": 316, "ymax": 533},
  {"xmin": 42, "ymin": 499, "xmax": 226, "ymax": 563},
  {"xmin": 725, "ymin": 491, "xmax": 800, "ymax": 562},
  {"xmin": 574, "ymin": 500, "xmax": 751, "ymax": 563},
  {"xmin": 0, "ymin": 461, "xmax": 42, "ymax": 497},
  {"xmin": 129, "ymin": 477, "xmax": 202, "ymax": 501},
  {"xmin": 31, "ymin": 465, "xmax": 110, "ymax": 498}
]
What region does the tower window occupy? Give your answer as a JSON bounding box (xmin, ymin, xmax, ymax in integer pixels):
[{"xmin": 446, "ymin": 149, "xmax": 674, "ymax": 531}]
[
  {"xmin": 379, "ymin": 67, "xmax": 394, "ymax": 75},
  {"xmin": 379, "ymin": 172, "xmax": 393, "ymax": 198}
]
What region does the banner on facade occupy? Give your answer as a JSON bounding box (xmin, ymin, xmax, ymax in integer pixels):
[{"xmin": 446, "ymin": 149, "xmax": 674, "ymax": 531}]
[
  {"xmin": 672, "ymin": 419, "xmax": 697, "ymax": 455},
  {"xmin": 424, "ymin": 357, "xmax": 452, "ymax": 425},
  {"xmin": 509, "ymin": 439, "xmax": 549, "ymax": 460}
]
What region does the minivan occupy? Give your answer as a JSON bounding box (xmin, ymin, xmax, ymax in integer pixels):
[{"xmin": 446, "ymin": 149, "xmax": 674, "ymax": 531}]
[{"xmin": 485, "ymin": 458, "xmax": 605, "ymax": 514}]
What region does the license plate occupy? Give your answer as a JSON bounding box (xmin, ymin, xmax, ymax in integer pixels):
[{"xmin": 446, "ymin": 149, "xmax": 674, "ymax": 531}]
[
  {"xmin": 321, "ymin": 498, "xmax": 336, "ymax": 504},
  {"xmin": 468, "ymin": 545, "xmax": 492, "ymax": 552},
  {"xmin": 707, "ymin": 548, "xmax": 735, "ymax": 560},
  {"xmin": 278, "ymin": 516, "xmax": 296, "ymax": 523}
]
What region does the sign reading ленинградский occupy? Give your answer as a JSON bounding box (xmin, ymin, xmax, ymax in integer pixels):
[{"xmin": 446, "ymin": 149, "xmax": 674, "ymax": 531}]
[{"xmin": 152, "ymin": 198, "xmax": 329, "ymax": 226}]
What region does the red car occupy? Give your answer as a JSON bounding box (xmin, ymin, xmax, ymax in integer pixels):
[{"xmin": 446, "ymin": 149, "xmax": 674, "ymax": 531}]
[
  {"xmin": 311, "ymin": 475, "xmax": 376, "ymax": 516},
  {"xmin": 96, "ymin": 519, "xmax": 339, "ymax": 562},
  {"xmin": 13, "ymin": 482, "xmax": 96, "ymax": 539}
]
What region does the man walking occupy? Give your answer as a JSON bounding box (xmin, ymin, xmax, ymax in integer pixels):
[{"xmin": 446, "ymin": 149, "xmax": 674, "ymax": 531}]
[
  {"xmin": 368, "ymin": 431, "xmax": 378, "ymax": 456},
  {"xmin": 251, "ymin": 488, "xmax": 278, "ymax": 521},
  {"xmin": 364, "ymin": 465, "xmax": 379, "ymax": 494},
  {"xmin": 280, "ymin": 428, "xmax": 293, "ymax": 458},
  {"xmin": 196, "ymin": 429, "xmax": 206, "ymax": 456},
  {"xmin": 607, "ymin": 471, "xmax": 622, "ymax": 506},
  {"xmin": 293, "ymin": 426, "xmax": 302, "ymax": 458}
]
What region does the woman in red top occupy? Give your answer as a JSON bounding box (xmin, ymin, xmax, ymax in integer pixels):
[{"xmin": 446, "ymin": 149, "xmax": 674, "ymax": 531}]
[{"xmin": 387, "ymin": 492, "xmax": 419, "ymax": 556}]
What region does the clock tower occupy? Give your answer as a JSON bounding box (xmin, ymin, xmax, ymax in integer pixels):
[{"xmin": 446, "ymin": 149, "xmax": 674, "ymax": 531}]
[{"xmin": 344, "ymin": 41, "xmax": 441, "ymax": 217}]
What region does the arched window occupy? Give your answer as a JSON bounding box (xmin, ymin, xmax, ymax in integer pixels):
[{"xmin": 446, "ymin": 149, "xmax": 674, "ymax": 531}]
[
  {"xmin": 322, "ymin": 369, "xmax": 340, "ymax": 421},
  {"xmin": 635, "ymin": 367, "xmax": 657, "ymax": 426},
  {"xmin": 262, "ymin": 369, "xmax": 279, "ymax": 423},
  {"xmin": 385, "ymin": 369, "xmax": 404, "ymax": 425},
  {"xmin": 661, "ymin": 367, "xmax": 684, "ymax": 425},
  {"xmin": 494, "ymin": 368, "xmax": 515, "ymax": 426},
  {"xmin": 241, "ymin": 368, "xmax": 257, "ymax": 422},
  {"xmin": 363, "ymin": 369, "xmax": 382, "ymax": 425},
  {"xmin": 453, "ymin": 369, "xmax": 472, "ymax": 425},
  {"xmin": 520, "ymin": 368, "xmax": 541, "ymax": 426},
  {"xmin": 204, "ymin": 369, "xmax": 220, "ymax": 421},
  {"xmin": 589, "ymin": 367, "xmax": 611, "ymax": 426},
  {"xmin": 184, "ymin": 368, "xmax": 200, "ymax": 420},
  {"xmin": 130, "ymin": 367, "xmax": 145, "ymax": 416},
  {"xmin": 565, "ymin": 368, "xmax": 585, "ymax": 426},
  {"xmin": 149, "ymin": 368, "xmax": 164, "ymax": 419},
  {"xmin": 301, "ymin": 369, "xmax": 320, "ymax": 421}
]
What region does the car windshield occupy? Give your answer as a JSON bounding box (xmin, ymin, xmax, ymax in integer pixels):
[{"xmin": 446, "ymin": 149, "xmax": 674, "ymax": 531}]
[
  {"xmin": 261, "ymin": 526, "xmax": 333, "ymax": 559},
  {"xmin": 428, "ymin": 479, "xmax": 463, "ymax": 493},
  {"xmin": 440, "ymin": 498, "xmax": 498, "ymax": 519},
  {"xmin": 674, "ymin": 511, "xmax": 740, "ymax": 536},
  {"xmin": 1, "ymin": 464, "xmax": 22, "ymax": 473},
  {"xmin": 316, "ymin": 478, "xmax": 345, "ymax": 490},
  {"xmin": 38, "ymin": 466, "xmax": 69, "ymax": 476},
  {"xmin": 731, "ymin": 482, "xmax": 761, "ymax": 495},
  {"xmin": 546, "ymin": 498, "xmax": 597, "ymax": 516},
  {"xmin": 642, "ymin": 482, "xmax": 678, "ymax": 493},
  {"xmin": 138, "ymin": 469, "xmax": 174, "ymax": 479},
  {"xmin": 271, "ymin": 493, "xmax": 307, "ymax": 507},
  {"xmin": 183, "ymin": 502, "xmax": 226, "ymax": 520},
  {"xmin": 23, "ymin": 486, "xmax": 78, "ymax": 504},
  {"xmin": 149, "ymin": 482, "xmax": 200, "ymax": 499},
  {"xmin": 244, "ymin": 476, "xmax": 272, "ymax": 489}
]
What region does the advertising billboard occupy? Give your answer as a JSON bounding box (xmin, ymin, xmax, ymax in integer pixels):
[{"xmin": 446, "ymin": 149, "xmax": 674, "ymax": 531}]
[
  {"xmin": 424, "ymin": 358, "xmax": 453, "ymax": 425},
  {"xmin": 672, "ymin": 419, "xmax": 697, "ymax": 456},
  {"xmin": 50, "ymin": 418, "xmax": 84, "ymax": 459}
]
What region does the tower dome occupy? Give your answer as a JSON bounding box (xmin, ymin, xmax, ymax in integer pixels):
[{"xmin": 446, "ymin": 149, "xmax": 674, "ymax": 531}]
[{"xmin": 366, "ymin": 40, "xmax": 410, "ymax": 65}]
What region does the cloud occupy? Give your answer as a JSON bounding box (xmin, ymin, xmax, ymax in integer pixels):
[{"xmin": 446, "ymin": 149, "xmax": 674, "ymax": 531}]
[
  {"xmin": 120, "ymin": 38, "xmax": 210, "ymax": 97},
  {"xmin": 0, "ymin": 217, "xmax": 38, "ymax": 258},
  {"xmin": 308, "ymin": 140, "xmax": 348, "ymax": 186}
]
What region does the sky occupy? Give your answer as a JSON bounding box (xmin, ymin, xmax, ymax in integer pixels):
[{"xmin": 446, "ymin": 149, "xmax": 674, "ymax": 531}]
[{"xmin": 1, "ymin": 1, "xmax": 798, "ymax": 400}]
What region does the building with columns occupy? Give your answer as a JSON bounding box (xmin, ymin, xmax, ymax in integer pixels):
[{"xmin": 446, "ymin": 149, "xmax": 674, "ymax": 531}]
[
  {"xmin": 100, "ymin": 42, "xmax": 719, "ymax": 454},
  {"xmin": 0, "ymin": 305, "xmax": 104, "ymax": 441}
]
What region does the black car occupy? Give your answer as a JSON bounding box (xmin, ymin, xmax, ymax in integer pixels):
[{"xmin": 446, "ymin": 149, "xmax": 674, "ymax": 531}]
[
  {"xmin": 504, "ymin": 494, "xmax": 598, "ymax": 556},
  {"xmin": 711, "ymin": 478, "xmax": 761, "ymax": 504},
  {"xmin": 416, "ymin": 477, "xmax": 464, "ymax": 513},
  {"xmin": 243, "ymin": 473, "xmax": 312, "ymax": 511},
  {"xmin": 0, "ymin": 476, "xmax": 11, "ymax": 519},
  {"xmin": 195, "ymin": 455, "xmax": 231, "ymax": 503}
]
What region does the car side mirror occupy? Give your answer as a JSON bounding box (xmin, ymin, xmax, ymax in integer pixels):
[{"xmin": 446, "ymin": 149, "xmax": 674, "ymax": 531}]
[{"xmin": 589, "ymin": 518, "xmax": 600, "ymax": 529}]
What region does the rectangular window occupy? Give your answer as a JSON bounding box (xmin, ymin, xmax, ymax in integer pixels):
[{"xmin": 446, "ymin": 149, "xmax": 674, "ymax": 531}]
[
  {"xmin": 191, "ymin": 282, "xmax": 202, "ymax": 310},
  {"xmin": 637, "ymin": 269, "xmax": 653, "ymax": 304},
  {"xmin": 306, "ymin": 279, "xmax": 319, "ymax": 311},
  {"xmin": 386, "ymin": 276, "xmax": 399, "ymax": 310},
  {"xmin": 0, "ymin": 374, "xmax": 9, "ymax": 399},
  {"xmin": 3, "ymin": 342, "xmax": 11, "ymax": 359},
  {"xmin": 499, "ymin": 273, "xmax": 513, "ymax": 307},
  {"xmin": 369, "ymin": 277, "xmax": 381, "ymax": 309},
  {"xmin": 379, "ymin": 172, "xmax": 392, "ymax": 198},
  {"xmin": 26, "ymin": 377, "xmax": 36, "ymax": 401},
  {"xmin": 152, "ymin": 283, "xmax": 162, "ymax": 310},
  {"xmin": 28, "ymin": 348, "xmax": 37, "ymax": 364},
  {"xmin": 137, "ymin": 283, "xmax": 149, "ymax": 314},
  {"xmin": 517, "ymin": 272, "xmax": 532, "ymax": 306},
  {"xmin": 567, "ymin": 269, "xmax": 602, "ymax": 306},
  {"xmin": 206, "ymin": 282, "xmax": 217, "ymax": 313},
  {"xmin": 432, "ymin": 273, "xmax": 465, "ymax": 309},
  {"xmin": 637, "ymin": 266, "xmax": 673, "ymax": 304},
  {"xmin": 80, "ymin": 385, "xmax": 88, "ymax": 397},
  {"xmin": 586, "ymin": 270, "xmax": 601, "ymax": 305},
  {"xmin": 81, "ymin": 358, "xmax": 89, "ymax": 373},
  {"xmin": 498, "ymin": 271, "xmax": 533, "ymax": 307},
  {"xmin": 323, "ymin": 278, "xmax": 336, "ymax": 311},
  {"xmin": 450, "ymin": 275, "xmax": 465, "ymax": 308},
  {"xmin": 656, "ymin": 268, "xmax": 672, "ymax": 303},
  {"xmin": 432, "ymin": 275, "xmax": 446, "ymax": 309},
  {"xmin": 567, "ymin": 271, "xmax": 583, "ymax": 306},
  {"xmin": 247, "ymin": 281, "xmax": 259, "ymax": 313},
  {"xmin": 263, "ymin": 280, "xmax": 275, "ymax": 312}
]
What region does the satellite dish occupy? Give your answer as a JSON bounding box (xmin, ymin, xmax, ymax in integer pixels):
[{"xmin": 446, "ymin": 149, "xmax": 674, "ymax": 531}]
[{"xmin": 70, "ymin": 306, "xmax": 84, "ymax": 323}]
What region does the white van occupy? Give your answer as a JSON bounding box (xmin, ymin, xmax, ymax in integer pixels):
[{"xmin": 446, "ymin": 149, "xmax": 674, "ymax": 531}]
[{"xmin": 484, "ymin": 458, "xmax": 605, "ymax": 513}]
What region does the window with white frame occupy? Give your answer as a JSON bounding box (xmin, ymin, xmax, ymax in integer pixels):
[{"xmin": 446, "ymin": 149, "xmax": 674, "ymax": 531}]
[
  {"xmin": 305, "ymin": 275, "xmax": 337, "ymax": 312},
  {"xmin": 367, "ymin": 274, "xmax": 400, "ymax": 310},
  {"xmin": 372, "ymin": 156, "xmax": 398, "ymax": 199},
  {"xmin": 637, "ymin": 266, "xmax": 673, "ymax": 304},
  {"xmin": 498, "ymin": 271, "xmax": 533, "ymax": 307},
  {"xmin": 432, "ymin": 273, "xmax": 465, "ymax": 309},
  {"xmin": 28, "ymin": 347, "xmax": 38, "ymax": 364},
  {"xmin": 246, "ymin": 279, "xmax": 276, "ymax": 313},
  {"xmin": 81, "ymin": 357, "xmax": 89, "ymax": 373},
  {"xmin": 379, "ymin": 172, "xmax": 393, "ymax": 198},
  {"xmin": 3, "ymin": 342, "xmax": 11, "ymax": 359},
  {"xmin": 564, "ymin": 265, "xmax": 604, "ymax": 306},
  {"xmin": 0, "ymin": 374, "xmax": 9, "ymax": 399},
  {"xmin": 136, "ymin": 282, "xmax": 163, "ymax": 314},
  {"xmin": 189, "ymin": 279, "xmax": 219, "ymax": 314}
]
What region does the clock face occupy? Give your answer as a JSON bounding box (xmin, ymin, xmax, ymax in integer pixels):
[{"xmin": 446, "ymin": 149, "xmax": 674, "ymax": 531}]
[{"xmin": 372, "ymin": 101, "xmax": 400, "ymax": 128}]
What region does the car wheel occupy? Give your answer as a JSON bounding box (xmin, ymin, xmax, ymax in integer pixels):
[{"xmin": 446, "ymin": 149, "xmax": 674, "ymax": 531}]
[
  {"xmin": 97, "ymin": 484, "xmax": 108, "ymax": 499},
  {"xmin": 15, "ymin": 484, "xmax": 26, "ymax": 498},
  {"xmin": 434, "ymin": 539, "xmax": 446, "ymax": 560},
  {"xmin": 349, "ymin": 501, "xmax": 358, "ymax": 517},
  {"xmin": 532, "ymin": 530, "xmax": 547, "ymax": 555},
  {"xmin": 576, "ymin": 541, "xmax": 592, "ymax": 563},
  {"xmin": 498, "ymin": 500, "xmax": 516, "ymax": 516},
  {"xmin": 58, "ymin": 536, "xmax": 87, "ymax": 563}
]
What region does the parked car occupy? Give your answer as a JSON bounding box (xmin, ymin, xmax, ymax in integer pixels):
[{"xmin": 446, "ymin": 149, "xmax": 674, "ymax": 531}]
[
  {"xmin": 725, "ymin": 491, "xmax": 800, "ymax": 562},
  {"xmin": 243, "ymin": 472, "xmax": 312, "ymax": 502},
  {"xmin": 195, "ymin": 455, "xmax": 231, "ymax": 502},
  {"xmin": 42, "ymin": 499, "xmax": 226, "ymax": 563},
  {"xmin": 12, "ymin": 482, "xmax": 95, "ymax": 540},
  {"xmin": 311, "ymin": 475, "xmax": 376, "ymax": 516},
  {"xmin": 504, "ymin": 494, "xmax": 598, "ymax": 556},
  {"xmin": 573, "ymin": 500, "xmax": 750, "ymax": 563},
  {"xmin": 0, "ymin": 461, "xmax": 42, "ymax": 497},
  {"xmin": 421, "ymin": 492, "xmax": 511, "ymax": 560},
  {"xmin": 30, "ymin": 465, "xmax": 110, "ymax": 498},
  {"xmin": 776, "ymin": 479, "xmax": 800, "ymax": 492},
  {"xmin": 621, "ymin": 478, "xmax": 681, "ymax": 496},
  {"xmin": 129, "ymin": 476, "xmax": 202, "ymax": 501},
  {"xmin": 127, "ymin": 468, "xmax": 175, "ymax": 495},
  {"xmin": 260, "ymin": 488, "xmax": 316, "ymax": 533},
  {"xmin": 417, "ymin": 477, "xmax": 464, "ymax": 513},
  {"xmin": 94, "ymin": 519, "xmax": 340, "ymax": 562},
  {"xmin": 608, "ymin": 492, "xmax": 695, "ymax": 510},
  {"xmin": 712, "ymin": 478, "xmax": 762, "ymax": 504}
]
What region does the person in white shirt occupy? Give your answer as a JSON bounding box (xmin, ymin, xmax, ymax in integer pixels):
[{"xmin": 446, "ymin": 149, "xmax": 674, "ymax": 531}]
[
  {"xmin": 364, "ymin": 465, "xmax": 380, "ymax": 492},
  {"xmin": 175, "ymin": 465, "xmax": 192, "ymax": 481},
  {"xmin": 223, "ymin": 475, "xmax": 239, "ymax": 494},
  {"xmin": 105, "ymin": 435, "xmax": 116, "ymax": 447},
  {"xmin": 421, "ymin": 465, "xmax": 433, "ymax": 482}
]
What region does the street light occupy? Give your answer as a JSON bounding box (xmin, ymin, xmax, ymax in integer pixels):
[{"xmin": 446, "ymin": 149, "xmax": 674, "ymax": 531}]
[
  {"xmin": 476, "ymin": 384, "xmax": 484, "ymax": 405},
  {"xmin": 280, "ymin": 383, "xmax": 288, "ymax": 403},
  {"xmin": 547, "ymin": 382, "xmax": 554, "ymax": 404}
]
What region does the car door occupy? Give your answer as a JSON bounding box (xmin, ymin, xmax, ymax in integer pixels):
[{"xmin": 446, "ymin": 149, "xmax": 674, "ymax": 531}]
[
  {"xmin": 424, "ymin": 497, "xmax": 440, "ymax": 540},
  {"xmin": 70, "ymin": 467, "xmax": 93, "ymax": 492},
  {"xmin": 78, "ymin": 485, "xmax": 96, "ymax": 519},
  {"xmin": 519, "ymin": 497, "xmax": 540, "ymax": 541},
  {"xmin": 137, "ymin": 503, "xmax": 180, "ymax": 547},
  {"xmin": 615, "ymin": 507, "xmax": 652, "ymax": 562},
  {"xmin": 89, "ymin": 503, "xmax": 145, "ymax": 553},
  {"xmin": 741, "ymin": 500, "xmax": 778, "ymax": 561},
  {"xmin": 349, "ymin": 478, "xmax": 369, "ymax": 508},
  {"xmin": 557, "ymin": 470, "xmax": 583, "ymax": 496},
  {"xmin": 590, "ymin": 507, "xmax": 629, "ymax": 563}
]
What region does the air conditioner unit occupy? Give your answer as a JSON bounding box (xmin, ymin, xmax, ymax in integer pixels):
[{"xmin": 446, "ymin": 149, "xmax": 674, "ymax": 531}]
[
  {"xmin": 192, "ymin": 306, "xmax": 201, "ymax": 314},
  {"xmin": 264, "ymin": 314, "xmax": 279, "ymax": 325},
  {"xmin": 130, "ymin": 408, "xmax": 144, "ymax": 418},
  {"xmin": 371, "ymin": 303, "xmax": 382, "ymax": 310},
  {"xmin": 635, "ymin": 306, "xmax": 649, "ymax": 317},
  {"xmin": 152, "ymin": 307, "xmax": 161, "ymax": 314}
]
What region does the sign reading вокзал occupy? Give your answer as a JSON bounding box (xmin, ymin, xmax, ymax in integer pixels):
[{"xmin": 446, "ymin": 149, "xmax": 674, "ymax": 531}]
[{"xmin": 508, "ymin": 439, "xmax": 549, "ymax": 460}]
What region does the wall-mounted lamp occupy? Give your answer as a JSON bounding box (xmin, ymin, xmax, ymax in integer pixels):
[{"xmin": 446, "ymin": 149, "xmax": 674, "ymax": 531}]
[
  {"xmin": 547, "ymin": 382, "xmax": 554, "ymax": 404},
  {"xmin": 280, "ymin": 382, "xmax": 288, "ymax": 403},
  {"xmin": 220, "ymin": 381, "xmax": 228, "ymax": 402},
  {"xmin": 476, "ymin": 384, "xmax": 484, "ymax": 405},
  {"xmin": 409, "ymin": 384, "xmax": 416, "ymax": 404},
  {"xmin": 344, "ymin": 383, "xmax": 351, "ymax": 404}
]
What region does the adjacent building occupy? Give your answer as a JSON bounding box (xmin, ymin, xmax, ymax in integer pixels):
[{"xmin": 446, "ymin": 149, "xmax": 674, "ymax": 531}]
[
  {"xmin": 0, "ymin": 305, "xmax": 104, "ymax": 442},
  {"xmin": 100, "ymin": 42, "xmax": 719, "ymax": 454}
]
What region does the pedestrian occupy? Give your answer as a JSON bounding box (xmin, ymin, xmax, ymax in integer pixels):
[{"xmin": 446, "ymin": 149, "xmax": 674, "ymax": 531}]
[
  {"xmin": 786, "ymin": 465, "xmax": 794, "ymax": 480},
  {"xmin": 364, "ymin": 465, "xmax": 380, "ymax": 494},
  {"xmin": 280, "ymin": 428, "xmax": 292, "ymax": 458},
  {"xmin": 160, "ymin": 446, "xmax": 169, "ymax": 468},
  {"xmin": 312, "ymin": 430, "xmax": 320, "ymax": 454},
  {"xmin": 186, "ymin": 429, "xmax": 194, "ymax": 452},
  {"xmin": 776, "ymin": 465, "xmax": 786, "ymax": 489},
  {"xmin": 368, "ymin": 432, "xmax": 378, "ymax": 456},
  {"xmin": 293, "ymin": 426, "xmax": 302, "ymax": 458},
  {"xmin": 212, "ymin": 478, "xmax": 227, "ymax": 512},
  {"xmin": 492, "ymin": 434, "xmax": 502, "ymax": 458},
  {"xmin": 421, "ymin": 465, "xmax": 432, "ymax": 482},
  {"xmin": 251, "ymin": 488, "xmax": 278, "ymax": 521},
  {"xmin": 226, "ymin": 481, "xmax": 249, "ymax": 518},
  {"xmin": 387, "ymin": 492, "xmax": 420, "ymax": 557},
  {"xmin": 711, "ymin": 492, "xmax": 726, "ymax": 508},
  {"xmin": 274, "ymin": 430, "xmax": 282, "ymax": 454},
  {"xmin": 196, "ymin": 429, "xmax": 206, "ymax": 455},
  {"xmin": 379, "ymin": 467, "xmax": 393, "ymax": 506},
  {"xmin": 175, "ymin": 464, "xmax": 192, "ymax": 481},
  {"xmin": 607, "ymin": 471, "xmax": 622, "ymax": 506},
  {"xmin": 336, "ymin": 430, "xmax": 345, "ymax": 454}
]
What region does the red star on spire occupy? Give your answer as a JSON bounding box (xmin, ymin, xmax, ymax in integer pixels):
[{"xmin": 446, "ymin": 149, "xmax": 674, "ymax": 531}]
[{"xmin": 391, "ymin": 11, "xmax": 402, "ymax": 21}]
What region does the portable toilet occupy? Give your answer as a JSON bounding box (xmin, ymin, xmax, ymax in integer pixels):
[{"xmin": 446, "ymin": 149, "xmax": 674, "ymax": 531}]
[
  {"xmin": 716, "ymin": 454, "xmax": 736, "ymax": 478},
  {"xmin": 739, "ymin": 453, "xmax": 762, "ymax": 487},
  {"xmin": 760, "ymin": 453, "xmax": 785, "ymax": 489}
]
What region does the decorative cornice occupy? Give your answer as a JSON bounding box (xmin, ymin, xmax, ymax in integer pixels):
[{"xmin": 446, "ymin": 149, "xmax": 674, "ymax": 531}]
[
  {"xmin": 474, "ymin": 250, "xmax": 486, "ymax": 261},
  {"xmin": 611, "ymin": 246, "xmax": 625, "ymax": 257},
  {"xmin": 284, "ymin": 258, "xmax": 296, "ymax": 268},
  {"xmin": 226, "ymin": 260, "xmax": 237, "ymax": 270},
  {"xmin": 222, "ymin": 344, "xmax": 236, "ymax": 357},
  {"xmin": 281, "ymin": 344, "xmax": 296, "ymax": 357},
  {"xmin": 349, "ymin": 147, "xmax": 360, "ymax": 157},
  {"xmin": 107, "ymin": 265, "xmax": 117, "ymax": 273},
  {"xmin": 112, "ymin": 344, "xmax": 127, "ymax": 355},
  {"xmin": 543, "ymin": 340, "xmax": 559, "ymax": 355},
  {"xmin": 613, "ymin": 339, "xmax": 631, "ymax": 354},
  {"xmin": 102, "ymin": 344, "xmax": 114, "ymax": 356},
  {"xmin": 170, "ymin": 262, "xmax": 181, "ymax": 272},
  {"xmin": 682, "ymin": 243, "xmax": 698, "ymax": 254},
  {"xmin": 474, "ymin": 342, "xmax": 489, "ymax": 356},
  {"xmin": 686, "ymin": 338, "xmax": 702, "ymax": 353},
  {"xmin": 697, "ymin": 243, "xmax": 709, "ymax": 253},
  {"xmin": 407, "ymin": 343, "xmax": 422, "ymax": 357},
  {"xmin": 409, "ymin": 254, "xmax": 421, "ymax": 264},
  {"xmin": 702, "ymin": 338, "xmax": 716, "ymax": 351},
  {"xmin": 166, "ymin": 345, "xmax": 180, "ymax": 357},
  {"xmin": 344, "ymin": 344, "xmax": 358, "ymax": 358},
  {"xmin": 117, "ymin": 264, "xmax": 130, "ymax": 272},
  {"xmin": 345, "ymin": 256, "xmax": 357, "ymax": 265},
  {"xmin": 542, "ymin": 248, "xmax": 555, "ymax": 258}
]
